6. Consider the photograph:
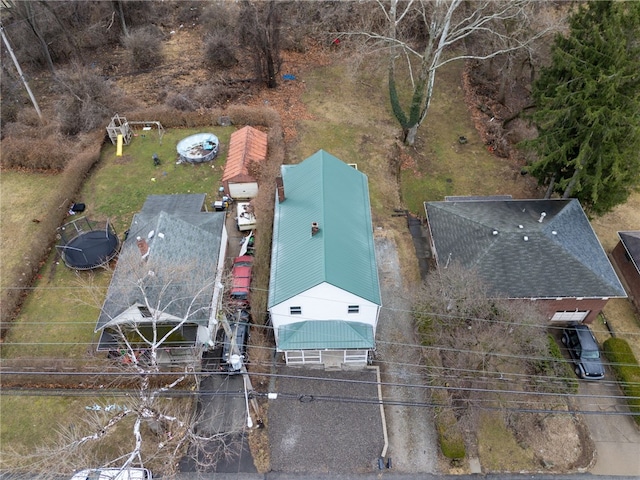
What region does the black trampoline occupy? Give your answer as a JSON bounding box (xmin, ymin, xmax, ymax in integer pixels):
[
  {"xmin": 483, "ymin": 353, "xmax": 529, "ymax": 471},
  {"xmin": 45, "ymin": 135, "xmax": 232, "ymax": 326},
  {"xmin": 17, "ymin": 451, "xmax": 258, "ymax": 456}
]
[{"xmin": 57, "ymin": 217, "xmax": 120, "ymax": 270}]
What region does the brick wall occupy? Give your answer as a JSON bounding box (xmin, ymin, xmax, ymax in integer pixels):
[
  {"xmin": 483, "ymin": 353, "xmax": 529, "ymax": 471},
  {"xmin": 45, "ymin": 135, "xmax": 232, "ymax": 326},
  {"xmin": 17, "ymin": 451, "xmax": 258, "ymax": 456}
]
[{"xmin": 612, "ymin": 240, "xmax": 640, "ymax": 310}]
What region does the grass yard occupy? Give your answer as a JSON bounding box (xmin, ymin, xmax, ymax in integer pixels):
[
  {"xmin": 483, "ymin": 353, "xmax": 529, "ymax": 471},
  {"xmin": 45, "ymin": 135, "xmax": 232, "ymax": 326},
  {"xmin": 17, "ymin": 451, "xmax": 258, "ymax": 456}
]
[
  {"xmin": 0, "ymin": 394, "xmax": 195, "ymax": 474},
  {"xmin": 292, "ymin": 60, "xmax": 400, "ymax": 223},
  {"xmin": 81, "ymin": 127, "xmax": 234, "ymax": 233},
  {"xmin": 477, "ymin": 411, "xmax": 536, "ymax": 472},
  {"xmin": 0, "ymin": 395, "xmax": 91, "ymax": 454},
  {"xmin": 1, "ymin": 126, "xmax": 235, "ymax": 361},
  {"xmin": 591, "ymin": 192, "xmax": 640, "ymax": 360},
  {"xmin": 0, "ymin": 170, "xmax": 64, "ymax": 289},
  {"xmin": 0, "ymin": 256, "xmax": 110, "ymax": 359},
  {"xmin": 400, "ymin": 60, "xmax": 540, "ymax": 214}
]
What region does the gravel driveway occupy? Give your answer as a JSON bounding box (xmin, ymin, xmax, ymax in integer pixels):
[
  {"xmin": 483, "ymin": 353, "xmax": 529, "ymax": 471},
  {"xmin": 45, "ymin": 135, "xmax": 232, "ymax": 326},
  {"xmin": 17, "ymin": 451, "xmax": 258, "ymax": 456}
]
[{"xmin": 268, "ymin": 367, "xmax": 384, "ymax": 473}]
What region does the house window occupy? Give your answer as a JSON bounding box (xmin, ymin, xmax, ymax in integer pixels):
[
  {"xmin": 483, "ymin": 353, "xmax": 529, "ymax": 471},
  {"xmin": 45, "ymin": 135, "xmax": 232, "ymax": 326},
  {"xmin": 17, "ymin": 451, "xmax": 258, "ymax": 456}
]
[
  {"xmin": 348, "ymin": 305, "xmax": 359, "ymax": 314},
  {"xmin": 138, "ymin": 306, "xmax": 152, "ymax": 318},
  {"xmin": 290, "ymin": 306, "xmax": 302, "ymax": 315}
]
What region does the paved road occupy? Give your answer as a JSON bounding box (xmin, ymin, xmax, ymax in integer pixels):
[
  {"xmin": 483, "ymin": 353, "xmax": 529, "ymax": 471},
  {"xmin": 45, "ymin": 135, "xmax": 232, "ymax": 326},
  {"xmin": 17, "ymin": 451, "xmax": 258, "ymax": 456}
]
[{"xmin": 168, "ymin": 473, "xmax": 639, "ymax": 480}]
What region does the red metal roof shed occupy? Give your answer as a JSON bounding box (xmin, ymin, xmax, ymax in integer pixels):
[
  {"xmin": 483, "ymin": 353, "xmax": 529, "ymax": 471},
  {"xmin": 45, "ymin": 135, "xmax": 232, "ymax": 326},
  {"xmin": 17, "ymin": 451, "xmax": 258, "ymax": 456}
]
[{"xmin": 222, "ymin": 126, "xmax": 268, "ymax": 198}]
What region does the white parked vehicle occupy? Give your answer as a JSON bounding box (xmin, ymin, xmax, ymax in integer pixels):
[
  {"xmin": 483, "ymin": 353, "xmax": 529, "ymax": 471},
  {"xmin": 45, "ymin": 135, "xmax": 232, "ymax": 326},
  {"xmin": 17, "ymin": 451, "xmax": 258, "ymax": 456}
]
[
  {"xmin": 236, "ymin": 202, "xmax": 257, "ymax": 231},
  {"xmin": 71, "ymin": 468, "xmax": 152, "ymax": 480}
]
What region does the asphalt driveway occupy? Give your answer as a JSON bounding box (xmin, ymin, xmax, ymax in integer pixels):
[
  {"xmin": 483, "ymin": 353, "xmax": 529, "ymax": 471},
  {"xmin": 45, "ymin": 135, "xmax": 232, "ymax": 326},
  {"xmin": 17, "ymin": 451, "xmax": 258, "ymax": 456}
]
[{"xmin": 268, "ymin": 366, "xmax": 385, "ymax": 473}]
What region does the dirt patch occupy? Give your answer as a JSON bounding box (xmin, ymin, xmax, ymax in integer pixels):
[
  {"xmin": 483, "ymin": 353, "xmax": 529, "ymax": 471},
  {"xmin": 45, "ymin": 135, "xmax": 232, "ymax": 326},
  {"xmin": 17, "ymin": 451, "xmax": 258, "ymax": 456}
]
[{"xmin": 510, "ymin": 409, "xmax": 593, "ymax": 471}]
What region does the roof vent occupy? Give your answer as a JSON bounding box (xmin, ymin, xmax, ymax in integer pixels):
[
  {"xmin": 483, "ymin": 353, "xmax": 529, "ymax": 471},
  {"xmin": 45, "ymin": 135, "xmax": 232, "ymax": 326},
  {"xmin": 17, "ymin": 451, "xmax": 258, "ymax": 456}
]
[
  {"xmin": 492, "ymin": 230, "xmax": 498, "ymax": 235},
  {"xmin": 311, "ymin": 222, "xmax": 320, "ymax": 236},
  {"xmin": 523, "ymin": 236, "xmax": 529, "ymax": 241},
  {"xmin": 518, "ymin": 224, "xmax": 524, "ymax": 229},
  {"xmin": 552, "ymin": 230, "xmax": 557, "ymax": 235},
  {"xmin": 538, "ymin": 212, "xmax": 546, "ymax": 223}
]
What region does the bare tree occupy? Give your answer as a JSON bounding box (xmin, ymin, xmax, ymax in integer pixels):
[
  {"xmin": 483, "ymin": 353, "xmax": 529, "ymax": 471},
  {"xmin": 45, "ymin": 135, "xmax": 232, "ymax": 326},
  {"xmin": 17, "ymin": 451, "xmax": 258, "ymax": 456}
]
[
  {"xmin": 350, "ymin": 0, "xmax": 554, "ymax": 146},
  {"xmin": 413, "ymin": 264, "xmax": 570, "ymax": 431},
  {"xmin": 2, "ymin": 248, "xmax": 249, "ymax": 476},
  {"xmin": 239, "ymin": 0, "xmax": 282, "ymax": 88},
  {"xmin": 53, "ymin": 63, "xmax": 131, "ymax": 136}
]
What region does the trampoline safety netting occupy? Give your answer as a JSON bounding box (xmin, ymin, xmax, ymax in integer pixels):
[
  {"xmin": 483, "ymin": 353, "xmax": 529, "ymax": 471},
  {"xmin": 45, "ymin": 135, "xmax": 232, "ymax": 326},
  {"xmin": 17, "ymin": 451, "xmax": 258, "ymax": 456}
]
[{"xmin": 56, "ymin": 217, "xmax": 120, "ymax": 270}]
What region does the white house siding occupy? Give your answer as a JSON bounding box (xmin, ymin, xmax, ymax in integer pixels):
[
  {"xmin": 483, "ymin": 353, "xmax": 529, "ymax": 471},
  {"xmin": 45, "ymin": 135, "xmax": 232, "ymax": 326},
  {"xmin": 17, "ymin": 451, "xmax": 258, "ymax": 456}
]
[
  {"xmin": 208, "ymin": 224, "xmax": 229, "ymax": 337},
  {"xmin": 271, "ymin": 282, "xmax": 380, "ymax": 343}
]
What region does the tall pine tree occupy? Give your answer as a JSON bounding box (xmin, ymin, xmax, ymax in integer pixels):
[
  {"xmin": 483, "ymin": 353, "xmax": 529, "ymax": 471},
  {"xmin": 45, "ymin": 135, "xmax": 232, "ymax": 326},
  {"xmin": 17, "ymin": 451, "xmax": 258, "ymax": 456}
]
[{"xmin": 524, "ymin": 1, "xmax": 640, "ymax": 215}]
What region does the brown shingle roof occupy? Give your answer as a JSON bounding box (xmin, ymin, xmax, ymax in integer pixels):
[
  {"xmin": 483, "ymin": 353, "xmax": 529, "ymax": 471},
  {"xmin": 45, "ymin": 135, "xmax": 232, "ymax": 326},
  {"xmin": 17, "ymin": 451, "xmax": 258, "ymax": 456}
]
[{"xmin": 222, "ymin": 126, "xmax": 268, "ymax": 188}]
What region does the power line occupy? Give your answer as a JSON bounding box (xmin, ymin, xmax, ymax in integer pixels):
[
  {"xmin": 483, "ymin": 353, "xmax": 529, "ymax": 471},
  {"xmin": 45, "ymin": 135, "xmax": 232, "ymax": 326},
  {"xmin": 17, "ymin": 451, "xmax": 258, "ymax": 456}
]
[
  {"xmin": 1, "ymin": 384, "xmax": 638, "ymax": 418},
  {"xmin": 2, "ymin": 369, "xmax": 639, "ymax": 403},
  {"xmin": 3, "ymin": 332, "xmax": 639, "ymax": 373}
]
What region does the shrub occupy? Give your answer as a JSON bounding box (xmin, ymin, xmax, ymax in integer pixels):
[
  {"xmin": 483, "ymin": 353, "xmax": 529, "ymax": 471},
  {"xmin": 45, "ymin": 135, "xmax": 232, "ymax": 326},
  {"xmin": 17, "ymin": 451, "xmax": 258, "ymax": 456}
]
[
  {"xmin": 192, "ymin": 84, "xmax": 245, "ymax": 108},
  {"xmin": 528, "ymin": 334, "xmax": 578, "ymax": 393},
  {"xmin": 122, "ymin": 26, "xmax": 164, "ymax": 70},
  {"xmin": 0, "ymin": 135, "xmax": 70, "ymax": 171},
  {"xmin": 433, "ymin": 390, "xmax": 466, "ymax": 461},
  {"xmin": 53, "ymin": 64, "xmax": 130, "ymax": 136},
  {"xmin": 204, "ymin": 34, "xmax": 238, "ymax": 70},
  {"xmin": 602, "ymin": 337, "xmax": 640, "ymax": 425},
  {"xmin": 165, "ymin": 92, "xmax": 197, "ymax": 112}
]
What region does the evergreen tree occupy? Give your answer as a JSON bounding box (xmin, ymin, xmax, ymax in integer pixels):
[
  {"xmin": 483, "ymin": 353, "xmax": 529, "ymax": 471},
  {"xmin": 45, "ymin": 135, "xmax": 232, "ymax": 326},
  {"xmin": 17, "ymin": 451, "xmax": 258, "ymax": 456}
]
[{"xmin": 524, "ymin": 1, "xmax": 640, "ymax": 215}]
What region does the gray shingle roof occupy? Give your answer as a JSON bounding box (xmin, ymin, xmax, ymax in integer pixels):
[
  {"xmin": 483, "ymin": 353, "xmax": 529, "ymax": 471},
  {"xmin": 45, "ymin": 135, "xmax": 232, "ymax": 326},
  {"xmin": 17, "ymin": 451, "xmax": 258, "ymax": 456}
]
[
  {"xmin": 96, "ymin": 195, "xmax": 226, "ymax": 339},
  {"xmin": 618, "ymin": 231, "xmax": 640, "ymax": 273},
  {"xmin": 424, "ymin": 198, "xmax": 626, "ymax": 298}
]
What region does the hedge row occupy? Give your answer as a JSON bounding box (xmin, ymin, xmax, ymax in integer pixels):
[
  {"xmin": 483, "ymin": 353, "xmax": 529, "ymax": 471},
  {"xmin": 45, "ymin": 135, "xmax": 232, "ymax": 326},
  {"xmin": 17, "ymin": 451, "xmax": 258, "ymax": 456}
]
[
  {"xmin": 432, "ymin": 390, "xmax": 466, "ymax": 462},
  {"xmin": 602, "ymin": 337, "xmax": 640, "ymax": 425},
  {"xmin": 0, "ymin": 130, "xmax": 104, "ymax": 337}
]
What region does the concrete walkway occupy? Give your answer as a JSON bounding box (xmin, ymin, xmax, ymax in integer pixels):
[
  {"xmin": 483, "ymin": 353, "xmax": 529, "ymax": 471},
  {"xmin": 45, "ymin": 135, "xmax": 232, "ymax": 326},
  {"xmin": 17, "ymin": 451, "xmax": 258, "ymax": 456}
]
[{"xmin": 578, "ymin": 379, "xmax": 640, "ymax": 476}]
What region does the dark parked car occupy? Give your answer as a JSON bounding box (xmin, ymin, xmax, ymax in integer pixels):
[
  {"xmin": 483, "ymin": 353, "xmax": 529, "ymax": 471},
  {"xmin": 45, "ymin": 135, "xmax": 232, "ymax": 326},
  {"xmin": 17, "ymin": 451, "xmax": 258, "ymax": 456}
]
[
  {"xmin": 561, "ymin": 323, "xmax": 605, "ymax": 380},
  {"xmin": 222, "ymin": 312, "xmax": 251, "ymax": 373}
]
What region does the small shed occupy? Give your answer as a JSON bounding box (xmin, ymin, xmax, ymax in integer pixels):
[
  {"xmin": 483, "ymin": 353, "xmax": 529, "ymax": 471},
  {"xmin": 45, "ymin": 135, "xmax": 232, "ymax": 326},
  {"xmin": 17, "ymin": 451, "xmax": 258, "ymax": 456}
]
[
  {"xmin": 612, "ymin": 231, "xmax": 640, "ymax": 311},
  {"xmin": 222, "ymin": 126, "xmax": 268, "ymax": 199}
]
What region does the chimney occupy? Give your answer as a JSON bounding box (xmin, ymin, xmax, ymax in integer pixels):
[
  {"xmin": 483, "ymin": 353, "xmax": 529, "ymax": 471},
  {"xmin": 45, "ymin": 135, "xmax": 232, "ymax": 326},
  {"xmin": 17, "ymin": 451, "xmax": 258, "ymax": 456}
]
[
  {"xmin": 276, "ymin": 176, "xmax": 285, "ymax": 203},
  {"xmin": 136, "ymin": 236, "xmax": 150, "ymax": 259},
  {"xmin": 311, "ymin": 222, "xmax": 320, "ymax": 236}
]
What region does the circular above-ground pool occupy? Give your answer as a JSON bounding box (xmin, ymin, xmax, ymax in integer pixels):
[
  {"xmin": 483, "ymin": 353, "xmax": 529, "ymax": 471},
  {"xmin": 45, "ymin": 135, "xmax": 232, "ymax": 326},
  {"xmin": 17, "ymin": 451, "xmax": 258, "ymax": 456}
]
[
  {"xmin": 57, "ymin": 218, "xmax": 120, "ymax": 270},
  {"xmin": 176, "ymin": 132, "xmax": 219, "ymax": 163}
]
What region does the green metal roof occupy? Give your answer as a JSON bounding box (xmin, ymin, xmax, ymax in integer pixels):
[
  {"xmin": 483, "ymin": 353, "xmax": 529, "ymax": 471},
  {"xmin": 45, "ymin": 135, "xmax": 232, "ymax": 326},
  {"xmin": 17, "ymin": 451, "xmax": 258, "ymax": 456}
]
[
  {"xmin": 268, "ymin": 150, "xmax": 381, "ymax": 307},
  {"xmin": 278, "ymin": 320, "xmax": 375, "ymax": 350}
]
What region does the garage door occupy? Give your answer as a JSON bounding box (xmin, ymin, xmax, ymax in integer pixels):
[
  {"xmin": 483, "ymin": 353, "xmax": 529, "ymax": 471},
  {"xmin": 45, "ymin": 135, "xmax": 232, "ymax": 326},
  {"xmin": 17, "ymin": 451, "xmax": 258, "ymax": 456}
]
[{"xmin": 551, "ymin": 310, "xmax": 590, "ymax": 322}]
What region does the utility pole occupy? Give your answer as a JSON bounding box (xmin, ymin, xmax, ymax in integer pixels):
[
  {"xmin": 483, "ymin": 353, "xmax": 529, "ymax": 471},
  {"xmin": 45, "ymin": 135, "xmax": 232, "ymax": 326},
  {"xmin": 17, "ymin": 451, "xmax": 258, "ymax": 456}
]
[{"xmin": 0, "ymin": 22, "xmax": 43, "ymax": 120}]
